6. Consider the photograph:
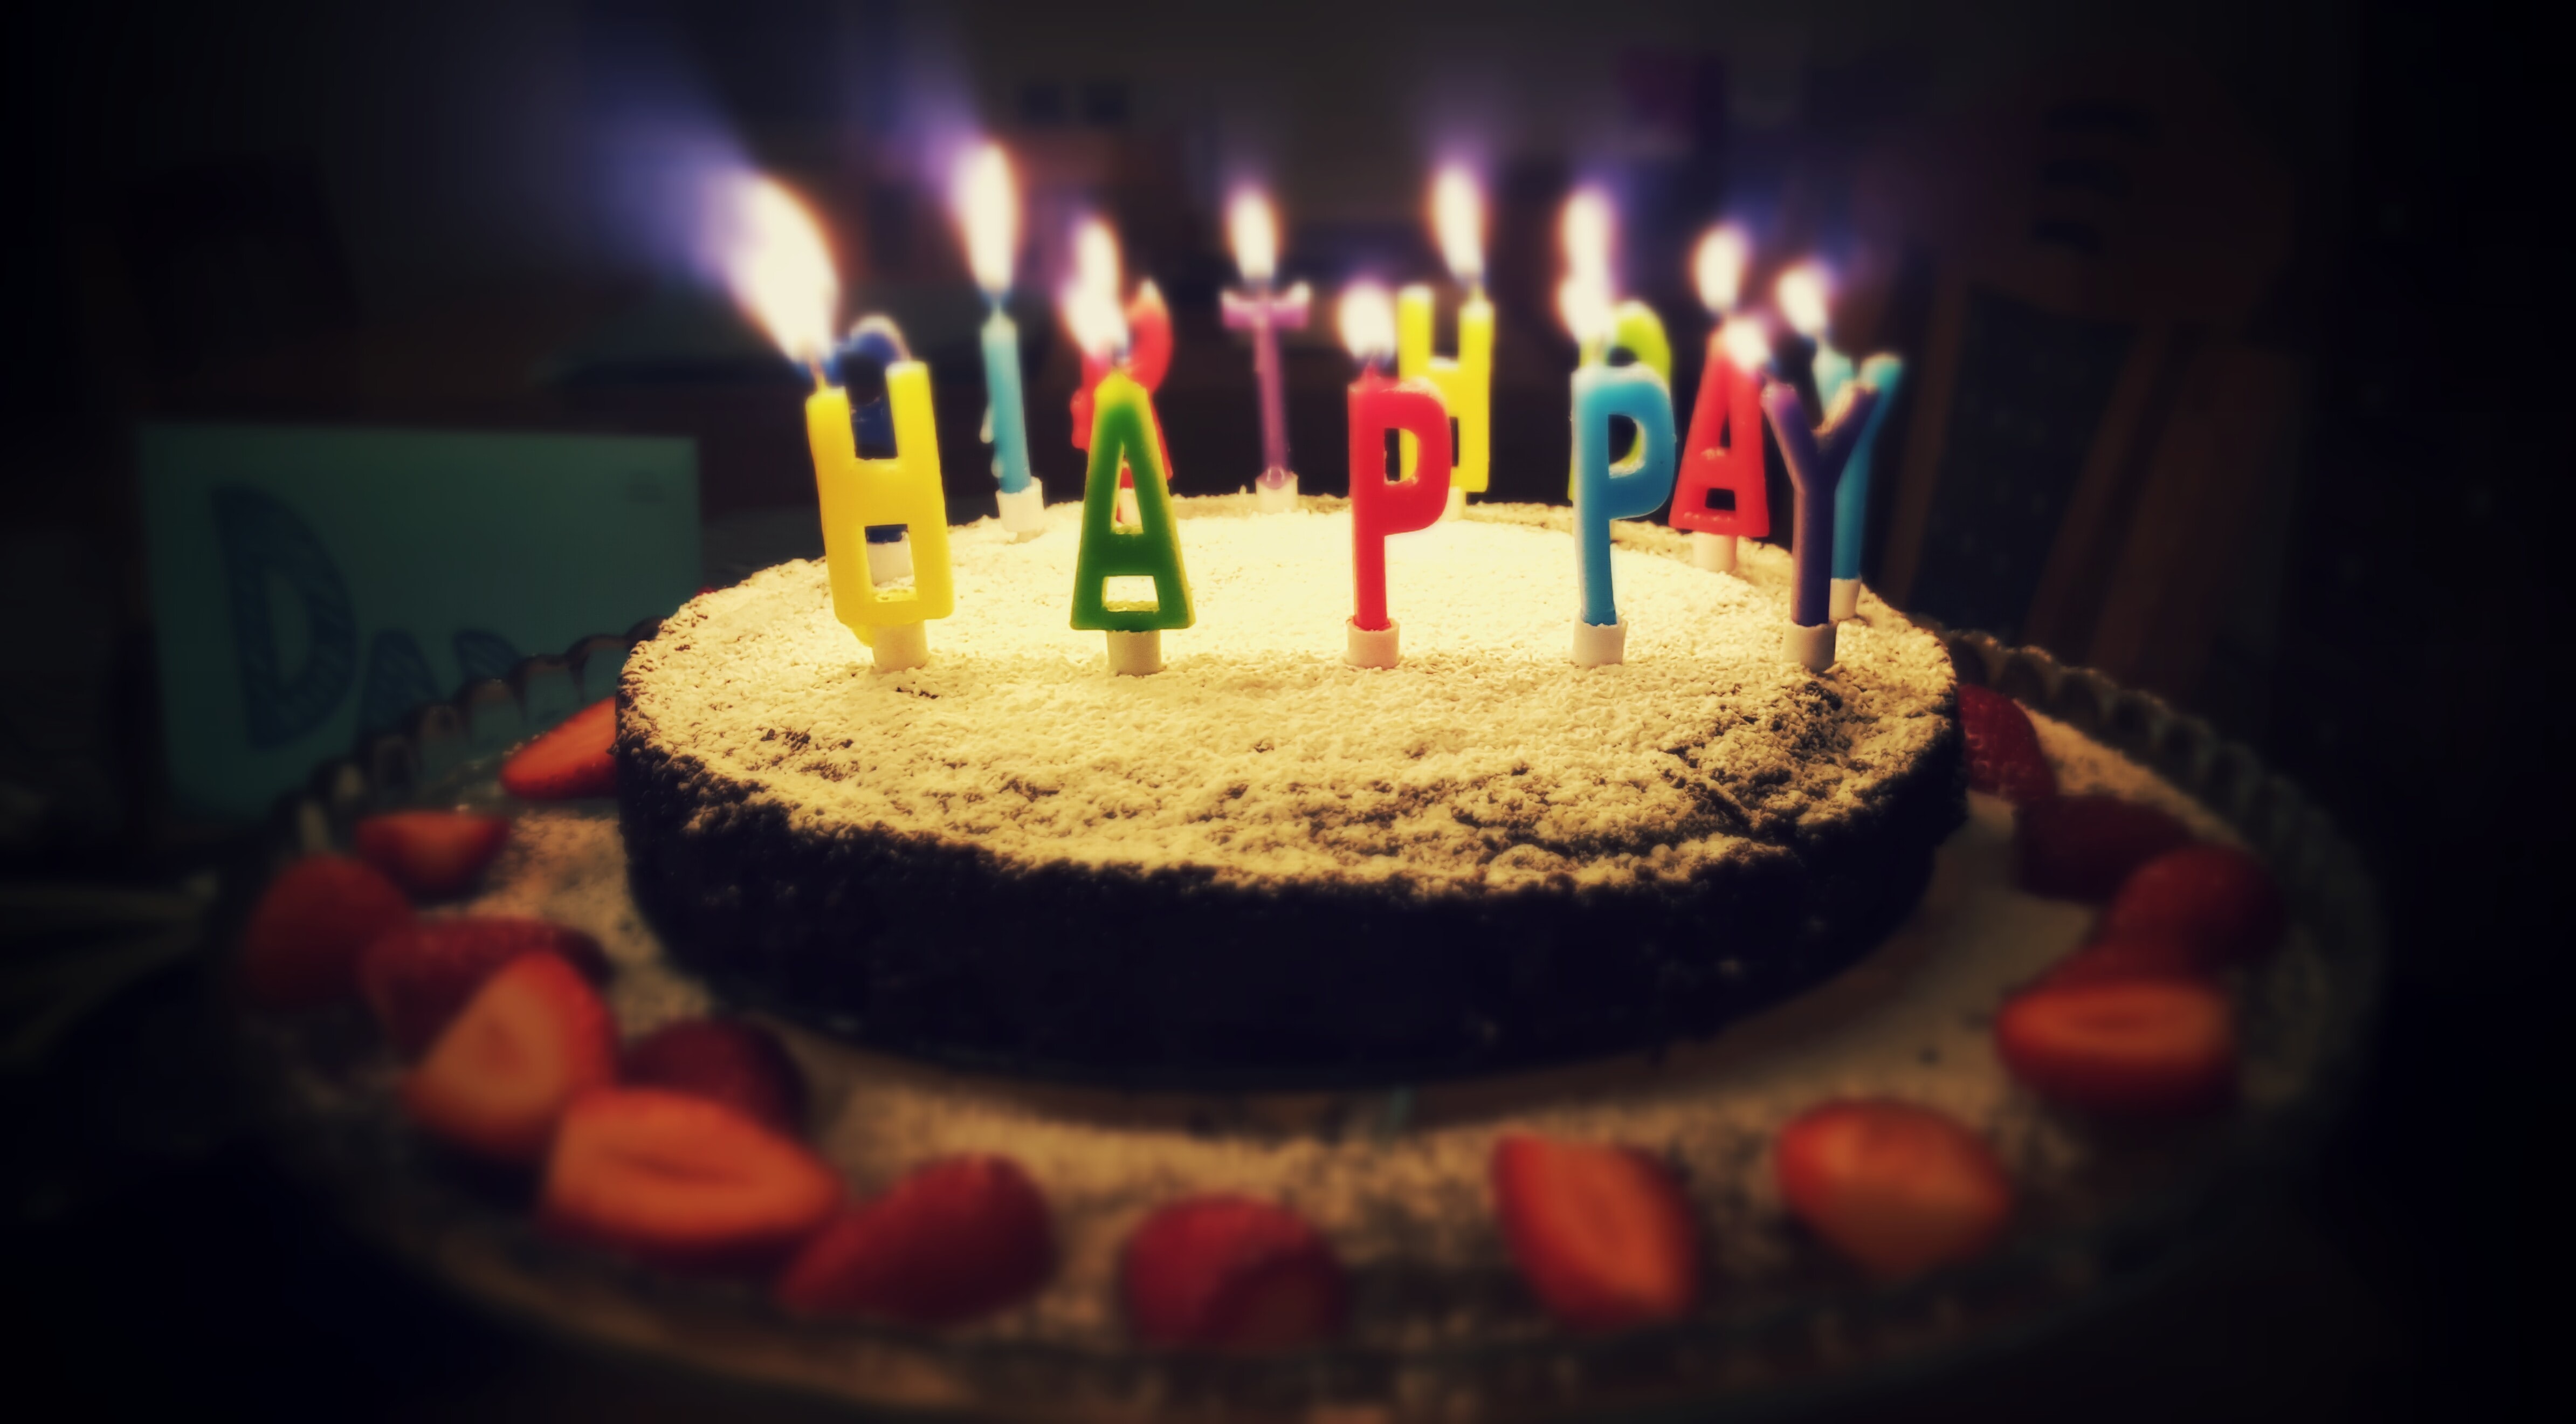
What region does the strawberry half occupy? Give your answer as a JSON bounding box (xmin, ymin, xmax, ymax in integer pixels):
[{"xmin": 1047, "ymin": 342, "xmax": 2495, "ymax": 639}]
[
  {"xmin": 2037, "ymin": 933, "xmax": 2210, "ymax": 990},
  {"xmin": 400, "ymin": 952, "xmax": 617, "ymax": 1163},
  {"xmin": 354, "ymin": 810, "xmax": 510, "ymax": 898},
  {"xmin": 360, "ymin": 918, "xmax": 611, "ymax": 1057},
  {"xmin": 500, "ymin": 697, "xmax": 617, "ymax": 801},
  {"xmin": 1958, "ymin": 684, "xmax": 2057, "ymax": 804},
  {"xmin": 776, "ymin": 1155, "xmax": 1055, "ymax": 1325},
  {"xmin": 1774, "ymin": 1101, "xmax": 2014, "ymax": 1279},
  {"xmin": 540, "ymin": 1088, "xmax": 842, "ymax": 1272},
  {"xmin": 239, "ymin": 856, "xmax": 415, "ymax": 1009},
  {"xmin": 1996, "ymin": 978, "xmax": 2237, "ymax": 1115},
  {"xmin": 2098, "ymin": 843, "xmax": 2287, "ymax": 967},
  {"xmin": 620, "ymin": 1019, "xmax": 807, "ymax": 1136},
  {"xmin": 1491, "ymin": 1134, "xmax": 1702, "ymax": 1333},
  {"xmin": 2014, "ymin": 795, "xmax": 2196, "ymax": 902},
  {"xmin": 1120, "ymin": 1196, "xmax": 1347, "ymax": 1351}
]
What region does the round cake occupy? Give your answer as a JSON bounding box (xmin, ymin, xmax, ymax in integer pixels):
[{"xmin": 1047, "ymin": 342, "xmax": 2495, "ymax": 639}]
[{"xmin": 617, "ymin": 497, "xmax": 1964, "ymax": 1085}]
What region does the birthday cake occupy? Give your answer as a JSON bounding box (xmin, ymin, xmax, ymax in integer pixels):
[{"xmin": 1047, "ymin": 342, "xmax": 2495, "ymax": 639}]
[{"xmin": 614, "ymin": 495, "xmax": 1964, "ymax": 1086}]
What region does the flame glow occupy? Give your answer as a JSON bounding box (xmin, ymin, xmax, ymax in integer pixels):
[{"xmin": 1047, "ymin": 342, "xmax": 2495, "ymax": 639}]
[
  {"xmin": 1561, "ymin": 188, "xmax": 1614, "ymax": 293},
  {"xmin": 1074, "ymin": 218, "xmax": 1121, "ymax": 302},
  {"xmin": 1061, "ymin": 217, "xmax": 1128, "ymax": 360},
  {"xmin": 1778, "ymin": 262, "xmax": 1831, "ymax": 339},
  {"xmin": 1340, "ymin": 281, "xmax": 1396, "ymax": 365},
  {"xmin": 1228, "ymin": 190, "xmax": 1278, "ymax": 285},
  {"xmin": 1719, "ymin": 317, "xmax": 1772, "ymax": 373},
  {"xmin": 1557, "ymin": 277, "xmax": 1612, "ymax": 347},
  {"xmin": 1433, "ymin": 167, "xmax": 1483, "ymax": 284},
  {"xmin": 1695, "ymin": 225, "xmax": 1750, "ymax": 314},
  {"xmin": 955, "ymin": 142, "xmax": 1017, "ymax": 295},
  {"xmin": 726, "ymin": 175, "xmax": 838, "ymax": 367}
]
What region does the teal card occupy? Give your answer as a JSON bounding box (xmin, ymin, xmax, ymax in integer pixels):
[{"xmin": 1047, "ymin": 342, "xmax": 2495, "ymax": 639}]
[{"xmin": 139, "ymin": 424, "xmax": 699, "ymax": 819}]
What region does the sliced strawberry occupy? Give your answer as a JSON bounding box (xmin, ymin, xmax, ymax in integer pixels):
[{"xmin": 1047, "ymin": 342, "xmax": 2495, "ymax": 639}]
[
  {"xmin": 1120, "ymin": 1196, "xmax": 1347, "ymax": 1351},
  {"xmin": 1996, "ymin": 978, "xmax": 2237, "ymax": 1115},
  {"xmin": 354, "ymin": 809, "xmax": 509, "ymax": 898},
  {"xmin": 1958, "ymin": 684, "xmax": 2057, "ymax": 804},
  {"xmin": 2037, "ymin": 933, "xmax": 2210, "ymax": 990},
  {"xmin": 2014, "ymin": 795, "xmax": 2196, "ymax": 902},
  {"xmin": 620, "ymin": 1019, "xmax": 807, "ymax": 1135},
  {"xmin": 1774, "ymin": 1101, "xmax": 2014, "ymax": 1279},
  {"xmin": 500, "ymin": 697, "xmax": 617, "ymax": 801},
  {"xmin": 540, "ymin": 1088, "xmax": 842, "ymax": 1271},
  {"xmin": 776, "ymin": 1155, "xmax": 1055, "ymax": 1325},
  {"xmin": 400, "ymin": 953, "xmax": 617, "ymax": 1163},
  {"xmin": 360, "ymin": 918, "xmax": 611, "ymax": 1057},
  {"xmin": 2098, "ymin": 843, "xmax": 2287, "ymax": 967},
  {"xmin": 239, "ymin": 856, "xmax": 415, "ymax": 1009},
  {"xmin": 1491, "ymin": 1134, "xmax": 1702, "ymax": 1332}
]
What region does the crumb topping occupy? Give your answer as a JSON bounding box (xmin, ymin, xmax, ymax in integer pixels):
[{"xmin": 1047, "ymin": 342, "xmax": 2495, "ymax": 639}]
[{"xmin": 622, "ymin": 497, "xmax": 1955, "ymax": 892}]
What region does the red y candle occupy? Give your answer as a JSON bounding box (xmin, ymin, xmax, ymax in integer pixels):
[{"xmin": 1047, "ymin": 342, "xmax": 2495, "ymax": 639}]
[{"xmin": 1340, "ymin": 282, "xmax": 1451, "ymax": 669}]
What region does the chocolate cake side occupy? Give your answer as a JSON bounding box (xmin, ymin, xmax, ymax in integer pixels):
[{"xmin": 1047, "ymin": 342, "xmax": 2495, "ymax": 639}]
[{"xmin": 615, "ymin": 690, "xmax": 1962, "ymax": 1088}]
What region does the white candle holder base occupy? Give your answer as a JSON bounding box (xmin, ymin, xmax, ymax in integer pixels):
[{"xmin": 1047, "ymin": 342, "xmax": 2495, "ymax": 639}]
[
  {"xmin": 1442, "ymin": 485, "xmax": 1468, "ymax": 521},
  {"xmin": 1829, "ymin": 577, "xmax": 1862, "ymax": 622},
  {"xmin": 1345, "ymin": 618, "xmax": 1401, "ymax": 669},
  {"xmin": 1254, "ymin": 473, "xmax": 1299, "ymax": 513},
  {"xmin": 870, "ymin": 621, "xmax": 929, "ymax": 673},
  {"xmin": 1785, "ymin": 621, "xmax": 1837, "ymax": 673},
  {"xmin": 1106, "ymin": 630, "xmax": 1163, "ymax": 676},
  {"xmin": 865, "ymin": 536, "xmax": 913, "ymax": 586},
  {"xmin": 1691, "ymin": 531, "xmax": 1739, "ymax": 574},
  {"xmin": 1571, "ymin": 616, "xmax": 1628, "ymax": 668},
  {"xmin": 1115, "ymin": 487, "xmax": 1141, "ymax": 527},
  {"xmin": 997, "ymin": 479, "xmax": 1046, "ymax": 540}
]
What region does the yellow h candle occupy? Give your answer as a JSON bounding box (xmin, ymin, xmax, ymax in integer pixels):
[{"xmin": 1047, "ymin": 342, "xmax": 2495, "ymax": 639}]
[
  {"xmin": 1396, "ymin": 284, "xmax": 1492, "ymax": 500},
  {"xmin": 807, "ymin": 358, "xmax": 953, "ymax": 671}
]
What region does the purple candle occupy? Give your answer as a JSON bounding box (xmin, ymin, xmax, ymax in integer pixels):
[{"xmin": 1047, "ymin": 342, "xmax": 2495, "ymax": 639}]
[
  {"xmin": 1762, "ymin": 382, "xmax": 1879, "ymax": 630},
  {"xmin": 1220, "ymin": 191, "xmax": 1311, "ymax": 508}
]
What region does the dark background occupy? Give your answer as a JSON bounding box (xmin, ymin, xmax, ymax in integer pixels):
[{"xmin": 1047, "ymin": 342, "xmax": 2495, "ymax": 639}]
[{"xmin": 0, "ymin": 0, "xmax": 2561, "ymax": 1417}]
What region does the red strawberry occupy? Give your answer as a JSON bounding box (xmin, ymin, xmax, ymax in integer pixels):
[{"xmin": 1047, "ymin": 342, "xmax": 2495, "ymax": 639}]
[
  {"xmin": 354, "ymin": 810, "xmax": 510, "ymax": 898},
  {"xmin": 776, "ymin": 1155, "xmax": 1055, "ymax": 1325},
  {"xmin": 2098, "ymin": 844, "xmax": 2287, "ymax": 967},
  {"xmin": 620, "ymin": 1019, "xmax": 808, "ymax": 1135},
  {"xmin": 1120, "ymin": 1196, "xmax": 1347, "ymax": 1351},
  {"xmin": 400, "ymin": 953, "xmax": 618, "ymax": 1163},
  {"xmin": 1958, "ymin": 684, "xmax": 2057, "ymax": 804},
  {"xmin": 1774, "ymin": 1101, "xmax": 2013, "ymax": 1279},
  {"xmin": 360, "ymin": 918, "xmax": 611, "ymax": 1057},
  {"xmin": 239, "ymin": 856, "xmax": 415, "ymax": 1009},
  {"xmin": 2014, "ymin": 795, "xmax": 2196, "ymax": 901},
  {"xmin": 500, "ymin": 697, "xmax": 617, "ymax": 801},
  {"xmin": 540, "ymin": 1089, "xmax": 842, "ymax": 1271},
  {"xmin": 1995, "ymin": 978, "xmax": 2237, "ymax": 1115},
  {"xmin": 1490, "ymin": 1134, "xmax": 1702, "ymax": 1332},
  {"xmin": 2037, "ymin": 933, "xmax": 2210, "ymax": 990}
]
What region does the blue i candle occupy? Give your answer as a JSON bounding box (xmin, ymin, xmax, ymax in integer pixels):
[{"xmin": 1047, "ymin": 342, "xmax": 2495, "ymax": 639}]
[
  {"xmin": 956, "ymin": 143, "xmax": 1044, "ymax": 536},
  {"xmin": 1571, "ymin": 362, "xmax": 1678, "ymax": 658}
]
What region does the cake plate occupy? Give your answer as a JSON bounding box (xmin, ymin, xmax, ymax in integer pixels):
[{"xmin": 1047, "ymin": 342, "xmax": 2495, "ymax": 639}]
[{"xmin": 226, "ymin": 622, "xmax": 2384, "ymax": 1422}]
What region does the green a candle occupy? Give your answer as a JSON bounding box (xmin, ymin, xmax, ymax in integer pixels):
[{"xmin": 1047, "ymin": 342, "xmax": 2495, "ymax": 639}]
[{"xmin": 1070, "ymin": 368, "xmax": 1193, "ymax": 675}]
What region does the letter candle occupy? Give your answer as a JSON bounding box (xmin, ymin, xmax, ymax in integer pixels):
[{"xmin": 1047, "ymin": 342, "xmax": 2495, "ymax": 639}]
[
  {"xmin": 1065, "ymin": 219, "xmax": 1173, "ymax": 527},
  {"xmin": 824, "ymin": 316, "xmax": 921, "ymax": 588},
  {"xmin": 1562, "ymin": 279, "xmax": 1680, "ymax": 668},
  {"xmin": 1830, "ymin": 355, "xmax": 1906, "ymax": 620},
  {"xmin": 722, "ymin": 176, "xmax": 953, "ymax": 673},
  {"xmin": 1763, "ymin": 381, "xmax": 1880, "ymax": 673},
  {"xmin": 954, "ymin": 143, "xmax": 1044, "ymax": 539},
  {"xmin": 1340, "ymin": 283, "xmax": 1452, "ymax": 668},
  {"xmin": 1218, "ymin": 191, "xmax": 1313, "ymax": 513},
  {"xmin": 1557, "ymin": 188, "xmax": 1672, "ymax": 499},
  {"xmin": 1064, "ymin": 265, "xmax": 1193, "ymax": 676},
  {"xmin": 1669, "ymin": 227, "xmax": 1771, "ymax": 574},
  {"xmin": 1397, "ymin": 167, "xmax": 1492, "ymax": 521}
]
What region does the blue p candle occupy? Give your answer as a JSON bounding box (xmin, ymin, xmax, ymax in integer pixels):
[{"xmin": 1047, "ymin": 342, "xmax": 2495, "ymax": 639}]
[
  {"xmin": 1829, "ymin": 354, "xmax": 1905, "ymax": 619},
  {"xmin": 1571, "ymin": 362, "xmax": 1678, "ymax": 665},
  {"xmin": 1762, "ymin": 382, "xmax": 1879, "ymax": 671}
]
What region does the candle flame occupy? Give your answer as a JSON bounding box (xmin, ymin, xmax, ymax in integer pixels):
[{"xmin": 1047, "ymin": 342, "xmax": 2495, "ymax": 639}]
[
  {"xmin": 1557, "ymin": 277, "xmax": 1612, "ymax": 348},
  {"xmin": 1432, "ymin": 166, "xmax": 1483, "ymax": 284},
  {"xmin": 1694, "ymin": 225, "xmax": 1750, "ymax": 314},
  {"xmin": 1719, "ymin": 317, "xmax": 1772, "ymax": 374},
  {"xmin": 955, "ymin": 142, "xmax": 1017, "ymax": 295},
  {"xmin": 1228, "ymin": 190, "xmax": 1277, "ymax": 285},
  {"xmin": 1074, "ymin": 217, "xmax": 1122, "ymax": 301},
  {"xmin": 725, "ymin": 175, "xmax": 838, "ymax": 367},
  {"xmin": 1778, "ymin": 261, "xmax": 1831, "ymax": 340},
  {"xmin": 1560, "ymin": 187, "xmax": 1614, "ymax": 293},
  {"xmin": 1339, "ymin": 280, "xmax": 1396, "ymax": 365},
  {"xmin": 1062, "ymin": 217, "xmax": 1129, "ymax": 360}
]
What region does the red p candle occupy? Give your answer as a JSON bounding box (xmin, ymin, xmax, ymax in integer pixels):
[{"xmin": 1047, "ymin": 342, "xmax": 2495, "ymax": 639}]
[
  {"xmin": 1670, "ymin": 318, "xmax": 1774, "ymax": 574},
  {"xmin": 1340, "ymin": 283, "xmax": 1451, "ymax": 668}
]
